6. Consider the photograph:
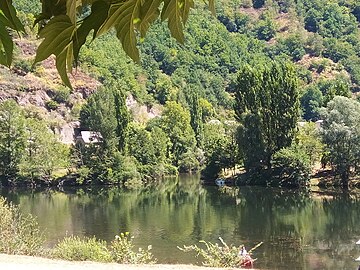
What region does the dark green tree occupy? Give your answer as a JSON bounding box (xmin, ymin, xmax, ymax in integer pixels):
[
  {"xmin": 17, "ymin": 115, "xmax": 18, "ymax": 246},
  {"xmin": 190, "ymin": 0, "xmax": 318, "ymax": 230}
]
[
  {"xmin": 188, "ymin": 92, "xmax": 204, "ymax": 148},
  {"xmin": 79, "ymin": 85, "xmax": 130, "ymax": 183},
  {"xmin": 253, "ymin": 0, "xmax": 265, "ymax": 9},
  {"xmin": 300, "ymin": 85, "xmax": 323, "ymax": 121},
  {"xmin": 80, "ymin": 85, "xmax": 129, "ymax": 152},
  {"xmin": 234, "ymin": 62, "xmax": 300, "ymax": 172},
  {"xmin": 113, "ymin": 88, "xmax": 129, "ymax": 153}
]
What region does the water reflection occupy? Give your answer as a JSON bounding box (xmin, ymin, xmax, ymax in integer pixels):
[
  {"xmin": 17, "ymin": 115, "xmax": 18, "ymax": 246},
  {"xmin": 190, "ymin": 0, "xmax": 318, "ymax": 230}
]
[{"xmin": 1, "ymin": 175, "xmax": 360, "ymax": 269}]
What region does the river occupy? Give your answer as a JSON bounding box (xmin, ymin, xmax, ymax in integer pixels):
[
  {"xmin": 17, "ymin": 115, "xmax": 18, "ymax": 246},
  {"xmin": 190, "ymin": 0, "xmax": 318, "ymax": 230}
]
[{"xmin": 1, "ymin": 174, "xmax": 360, "ymax": 270}]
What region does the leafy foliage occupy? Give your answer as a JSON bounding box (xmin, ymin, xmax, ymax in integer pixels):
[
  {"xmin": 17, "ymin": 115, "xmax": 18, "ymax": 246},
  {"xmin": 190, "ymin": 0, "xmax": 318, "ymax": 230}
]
[
  {"xmin": 1, "ymin": 0, "xmax": 215, "ymax": 88},
  {"xmin": 0, "ymin": 99, "xmax": 26, "ymax": 182},
  {"xmin": 271, "ymin": 147, "xmax": 311, "ymax": 188},
  {"xmin": 52, "ymin": 232, "xmax": 156, "ymax": 264},
  {"xmin": 110, "ymin": 232, "xmax": 156, "ymax": 264},
  {"xmin": 53, "ymin": 235, "xmax": 112, "ymax": 262},
  {"xmin": 320, "ymin": 96, "xmax": 360, "ymax": 188},
  {"xmin": 234, "ymin": 62, "xmax": 300, "ymax": 172},
  {"xmin": 178, "ymin": 237, "xmax": 262, "ymax": 268},
  {"xmin": 0, "ymin": 196, "xmax": 44, "ymax": 255}
]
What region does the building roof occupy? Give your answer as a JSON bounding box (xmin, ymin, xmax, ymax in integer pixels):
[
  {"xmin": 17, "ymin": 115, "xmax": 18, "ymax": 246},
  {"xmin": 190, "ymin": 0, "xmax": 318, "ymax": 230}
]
[{"xmin": 77, "ymin": 131, "xmax": 102, "ymax": 144}]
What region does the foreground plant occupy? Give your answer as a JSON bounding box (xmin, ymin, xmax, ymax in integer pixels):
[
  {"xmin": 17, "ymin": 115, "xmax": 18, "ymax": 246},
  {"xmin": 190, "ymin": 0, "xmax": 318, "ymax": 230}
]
[
  {"xmin": 178, "ymin": 237, "xmax": 262, "ymax": 268},
  {"xmin": 0, "ymin": 196, "xmax": 44, "ymax": 255},
  {"xmin": 52, "ymin": 232, "xmax": 156, "ymax": 264},
  {"xmin": 52, "ymin": 235, "xmax": 113, "ymax": 262},
  {"xmin": 110, "ymin": 232, "xmax": 156, "ymax": 264}
]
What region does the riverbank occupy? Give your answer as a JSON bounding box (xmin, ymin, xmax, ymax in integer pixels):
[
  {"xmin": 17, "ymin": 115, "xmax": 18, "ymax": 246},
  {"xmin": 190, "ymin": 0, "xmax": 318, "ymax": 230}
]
[{"xmin": 0, "ymin": 254, "xmax": 255, "ymax": 270}]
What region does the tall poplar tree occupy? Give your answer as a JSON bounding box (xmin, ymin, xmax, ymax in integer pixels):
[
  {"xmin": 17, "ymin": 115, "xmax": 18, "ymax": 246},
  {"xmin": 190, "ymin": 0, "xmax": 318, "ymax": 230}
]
[
  {"xmin": 189, "ymin": 92, "xmax": 204, "ymax": 148},
  {"xmin": 234, "ymin": 61, "xmax": 299, "ymax": 172}
]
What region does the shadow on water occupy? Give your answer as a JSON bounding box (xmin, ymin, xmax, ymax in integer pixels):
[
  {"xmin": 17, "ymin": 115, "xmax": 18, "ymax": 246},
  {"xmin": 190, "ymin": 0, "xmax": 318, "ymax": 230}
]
[{"xmin": 1, "ymin": 175, "xmax": 360, "ymax": 269}]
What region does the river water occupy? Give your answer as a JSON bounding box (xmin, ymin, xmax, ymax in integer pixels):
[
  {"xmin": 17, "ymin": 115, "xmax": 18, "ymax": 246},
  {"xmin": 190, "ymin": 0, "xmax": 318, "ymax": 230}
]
[{"xmin": 1, "ymin": 174, "xmax": 360, "ymax": 270}]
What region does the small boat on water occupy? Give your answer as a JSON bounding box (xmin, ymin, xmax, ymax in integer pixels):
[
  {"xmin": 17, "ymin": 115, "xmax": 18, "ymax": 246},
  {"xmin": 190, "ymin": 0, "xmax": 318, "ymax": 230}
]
[{"xmin": 357, "ymin": 239, "xmax": 360, "ymax": 245}]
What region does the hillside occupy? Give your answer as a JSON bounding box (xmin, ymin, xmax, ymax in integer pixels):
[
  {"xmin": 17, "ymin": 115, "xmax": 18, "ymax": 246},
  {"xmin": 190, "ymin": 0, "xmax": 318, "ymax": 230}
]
[{"xmin": 0, "ymin": 0, "xmax": 359, "ymax": 186}]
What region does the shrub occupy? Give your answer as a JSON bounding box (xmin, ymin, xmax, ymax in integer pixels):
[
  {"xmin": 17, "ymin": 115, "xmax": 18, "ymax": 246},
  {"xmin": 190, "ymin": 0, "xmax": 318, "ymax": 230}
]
[
  {"xmin": 0, "ymin": 197, "xmax": 44, "ymax": 255},
  {"xmin": 53, "ymin": 86, "xmax": 71, "ymax": 104},
  {"xmin": 13, "ymin": 58, "xmax": 33, "ymax": 74},
  {"xmin": 45, "ymin": 100, "xmax": 59, "ymax": 110},
  {"xmin": 271, "ymin": 147, "xmax": 311, "ymax": 188},
  {"xmin": 52, "ymin": 235, "xmax": 112, "ymax": 262},
  {"xmin": 178, "ymin": 237, "xmax": 262, "ymax": 268},
  {"xmin": 110, "ymin": 232, "xmax": 156, "ymax": 264}
]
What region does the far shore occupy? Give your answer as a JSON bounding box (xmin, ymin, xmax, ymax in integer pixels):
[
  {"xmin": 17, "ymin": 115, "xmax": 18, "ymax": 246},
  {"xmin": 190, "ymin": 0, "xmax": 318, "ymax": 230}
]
[{"xmin": 0, "ymin": 254, "xmax": 258, "ymax": 270}]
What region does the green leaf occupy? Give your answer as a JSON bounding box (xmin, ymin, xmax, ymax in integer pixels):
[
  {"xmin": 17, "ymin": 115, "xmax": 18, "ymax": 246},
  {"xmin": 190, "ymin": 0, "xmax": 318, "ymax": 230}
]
[
  {"xmin": 161, "ymin": 0, "xmax": 184, "ymax": 43},
  {"xmin": 35, "ymin": 15, "xmax": 75, "ymax": 89},
  {"xmin": 0, "ymin": 0, "xmax": 24, "ymax": 31},
  {"xmin": 99, "ymin": 0, "xmax": 143, "ymax": 62},
  {"xmin": 56, "ymin": 45, "xmax": 73, "ymax": 89},
  {"xmin": 73, "ymin": 0, "xmax": 110, "ymax": 64},
  {"xmin": 137, "ymin": 0, "xmax": 162, "ymax": 38},
  {"xmin": 66, "ymin": 0, "xmax": 82, "ymax": 23},
  {"xmin": 0, "ymin": 23, "xmax": 13, "ymax": 66},
  {"xmin": 181, "ymin": 0, "xmax": 194, "ymax": 24},
  {"xmin": 208, "ymin": 0, "xmax": 216, "ymax": 15},
  {"xmin": 35, "ymin": 15, "xmax": 75, "ymax": 63}
]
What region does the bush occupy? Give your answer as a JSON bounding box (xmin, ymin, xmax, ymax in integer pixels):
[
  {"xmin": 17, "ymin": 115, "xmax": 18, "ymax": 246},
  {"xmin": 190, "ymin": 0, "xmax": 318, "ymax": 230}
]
[
  {"xmin": 53, "ymin": 86, "xmax": 71, "ymax": 104},
  {"xmin": 271, "ymin": 147, "xmax": 311, "ymax": 187},
  {"xmin": 178, "ymin": 237, "xmax": 262, "ymax": 268},
  {"xmin": 45, "ymin": 100, "xmax": 59, "ymax": 110},
  {"xmin": 0, "ymin": 197, "xmax": 44, "ymax": 255},
  {"xmin": 110, "ymin": 232, "xmax": 156, "ymax": 264},
  {"xmin": 52, "ymin": 235, "xmax": 112, "ymax": 262}
]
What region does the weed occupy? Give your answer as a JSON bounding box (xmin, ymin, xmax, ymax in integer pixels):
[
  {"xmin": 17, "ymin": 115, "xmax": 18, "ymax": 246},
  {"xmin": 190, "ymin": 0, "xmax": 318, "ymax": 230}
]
[
  {"xmin": 178, "ymin": 237, "xmax": 262, "ymax": 268},
  {"xmin": 0, "ymin": 197, "xmax": 44, "ymax": 255},
  {"xmin": 52, "ymin": 235, "xmax": 112, "ymax": 262},
  {"xmin": 110, "ymin": 232, "xmax": 156, "ymax": 264}
]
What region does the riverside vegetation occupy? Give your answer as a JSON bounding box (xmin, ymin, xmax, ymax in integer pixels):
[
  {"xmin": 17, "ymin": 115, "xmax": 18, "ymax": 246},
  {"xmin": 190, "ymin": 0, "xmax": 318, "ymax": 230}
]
[{"xmin": 0, "ymin": 0, "xmax": 360, "ymax": 189}]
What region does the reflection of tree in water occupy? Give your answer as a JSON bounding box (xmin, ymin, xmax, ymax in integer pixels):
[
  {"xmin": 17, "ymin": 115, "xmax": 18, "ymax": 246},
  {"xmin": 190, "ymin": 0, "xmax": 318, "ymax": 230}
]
[
  {"xmin": 214, "ymin": 187, "xmax": 312, "ymax": 269},
  {"xmin": 2, "ymin": 180, "xmax": 360, "ymax": 269},
  {"xmin": 319, "ymin": 192, "xmax": 360, "ymax": 268}
]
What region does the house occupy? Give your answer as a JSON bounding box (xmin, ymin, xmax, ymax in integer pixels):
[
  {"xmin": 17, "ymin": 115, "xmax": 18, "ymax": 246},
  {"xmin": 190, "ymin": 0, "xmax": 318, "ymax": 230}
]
[{"xmin": 75, "ymin": 131, "xmax": 102, "ymax": 146}]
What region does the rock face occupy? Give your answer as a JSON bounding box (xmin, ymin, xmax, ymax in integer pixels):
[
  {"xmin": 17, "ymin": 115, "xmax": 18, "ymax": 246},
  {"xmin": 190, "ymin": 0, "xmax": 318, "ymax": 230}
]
[
  {"xmin": 0, "ymin": 39, "xmax": 101, "ymax": 144},
  {"xmin": 54, "ymin": 122, "xmax": 80, "ymax": 145},
  {"xmin": 126, "ymin": 94, "xmax": 162, "ymax": 124},
  {"xmin": 0, "ymin": 39, "xmax": 163, "ymax": 145}
]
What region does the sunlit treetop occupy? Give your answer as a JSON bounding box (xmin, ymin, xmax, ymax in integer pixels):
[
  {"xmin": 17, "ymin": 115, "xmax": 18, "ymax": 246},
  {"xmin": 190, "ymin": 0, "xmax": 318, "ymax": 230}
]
[{"xmin": 0, "ymin": 0, "xmax": 215, "ymax": 88}]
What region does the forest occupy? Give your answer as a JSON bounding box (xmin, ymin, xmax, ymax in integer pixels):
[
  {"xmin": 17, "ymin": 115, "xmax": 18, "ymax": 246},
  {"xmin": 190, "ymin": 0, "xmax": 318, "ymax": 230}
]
[{"xmin": 1, "ymin": 0, "xmax": 360, "ymax": 189}]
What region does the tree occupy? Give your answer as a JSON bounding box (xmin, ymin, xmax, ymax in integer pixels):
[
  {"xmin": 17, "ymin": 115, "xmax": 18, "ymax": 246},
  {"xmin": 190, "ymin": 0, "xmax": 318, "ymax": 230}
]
[
  {"xmin": 19, "ymin": 118, "xmax": 70, "ymax": 180},
  {"xmin": 188, "ymin": 92, "xmax": 204, "ymax": 148},
  {"xmin": 320, "ymin": 96, "xmax": 360, "ymax": 188},
  {"xmin": 80, "ymin": 85, "xmax": 129, "ymax": 152},
  {"xmin": 300, "ymin": 85, "xmax": 323, "ymax": 121},
  {"xmin": 0, "ymin": 0, "xmax": 215, "ymax": 88},
  {"xmin": 296, "ymin": 122, "xmax": 324, "ymax": 167},
  {"xmin": 78, "ymin": 85, "xmax": 130, "ymax": 183},
  {"xmin": 234, "ymin": 62, "xmax": 300, "ymax": 172},
  {"xmin": 0, "ymin": 100, "xmax": 26, "ymax": 183},
  {"xmin": 158, "ymin": 101, "xmax": 196, "ymax": 167}
]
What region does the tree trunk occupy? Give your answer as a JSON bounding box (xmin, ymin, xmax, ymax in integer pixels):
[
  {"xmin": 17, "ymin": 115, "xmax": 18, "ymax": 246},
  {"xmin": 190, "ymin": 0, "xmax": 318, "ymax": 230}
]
[{"xmin": 340, "ymin": 170, "xmax": 349, "ymax": 189}]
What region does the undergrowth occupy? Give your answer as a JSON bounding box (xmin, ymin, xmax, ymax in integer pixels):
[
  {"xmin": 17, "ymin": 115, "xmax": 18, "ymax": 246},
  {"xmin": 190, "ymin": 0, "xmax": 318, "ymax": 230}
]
[
  {"xmin": 178, "ymin": 237, "xmax": 263, "ymax": 268},
  {"xmin": 0, "ymin": 197, "xmax": 44, "ymax": 255}
]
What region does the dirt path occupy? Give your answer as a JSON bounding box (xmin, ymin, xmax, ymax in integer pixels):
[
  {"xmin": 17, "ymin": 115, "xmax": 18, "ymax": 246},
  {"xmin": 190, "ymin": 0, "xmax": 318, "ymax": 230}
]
[{"xmin": 0, "ymin": 254, "xmax": 253, "ymax": 270}]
